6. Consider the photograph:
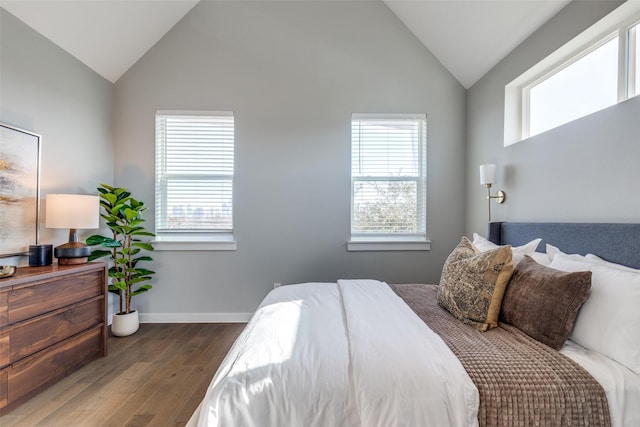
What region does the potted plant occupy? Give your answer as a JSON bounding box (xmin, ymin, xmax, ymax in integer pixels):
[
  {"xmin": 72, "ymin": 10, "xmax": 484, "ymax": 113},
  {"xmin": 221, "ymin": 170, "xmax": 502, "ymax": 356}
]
[{"xmin": 86, "ymin": 184, "xmax": 155, "ymax": 337}]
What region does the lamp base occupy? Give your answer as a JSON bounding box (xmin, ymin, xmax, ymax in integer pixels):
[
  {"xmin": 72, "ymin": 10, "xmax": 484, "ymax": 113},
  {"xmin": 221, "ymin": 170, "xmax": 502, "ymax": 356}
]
[
  {"xmin": 58, "ymin": 257, "xmax": 89, "ymax": 265},
  {"xmin": 54, "ymin": 242, "xmax": 91, "ymax": 263}
]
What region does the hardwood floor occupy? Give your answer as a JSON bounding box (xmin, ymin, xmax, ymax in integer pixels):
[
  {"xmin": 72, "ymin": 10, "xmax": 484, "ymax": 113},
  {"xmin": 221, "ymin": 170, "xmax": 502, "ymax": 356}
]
[{"xmin": 0, "ymin": 323, "xmax": 245, "ymax": 427}]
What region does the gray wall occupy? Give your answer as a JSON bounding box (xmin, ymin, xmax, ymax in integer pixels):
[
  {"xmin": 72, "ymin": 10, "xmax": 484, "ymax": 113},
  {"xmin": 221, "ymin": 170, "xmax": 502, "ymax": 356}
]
[
  {"xmin": 114, "ymin": 0, "xmax": 467, "ymax": 318},
  {"xmin": 0, "ymin": 9, "xmax": 114, "ymax": 266},
  {"xmin": 466, "ymin": 0, "xmax": 639, "ymax": 236},
  {"xmin": 7, "ymin": 0, "xmax": 633, "ymax": 320}
]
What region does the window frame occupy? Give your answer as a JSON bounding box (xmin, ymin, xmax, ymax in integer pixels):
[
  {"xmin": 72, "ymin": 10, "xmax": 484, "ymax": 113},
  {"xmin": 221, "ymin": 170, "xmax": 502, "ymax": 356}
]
[
  {"xmin": 348, "ymin": 113, "xmax": 430, "ymax": 252},
  {"xmin": 154, "ymin": 110, "xmax": 237, "ymax": 251},
  {"xmin": 628, "ymin": 21, "xmax": 639, "ymax": 98},
  {"xmin": 521, "ymin": 32, "xmax": 620, "ymax": 139},
  {"xmin": 504, "ymin": 3, "xmax": 640, "ymax": 146}
]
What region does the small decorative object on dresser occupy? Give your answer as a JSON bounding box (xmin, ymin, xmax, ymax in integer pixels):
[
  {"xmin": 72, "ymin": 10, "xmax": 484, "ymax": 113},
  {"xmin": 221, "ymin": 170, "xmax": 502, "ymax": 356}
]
[
  {"xmin": 85, "ymin": 184, "xmax": 155, "ymax": 337},
  {"xmin": 0, "ymin": 266, "xmax": 16, "ymax": 279},
  {"xmin": 0, "ymin": 262, "xmax": 108, "ymax": 413}
]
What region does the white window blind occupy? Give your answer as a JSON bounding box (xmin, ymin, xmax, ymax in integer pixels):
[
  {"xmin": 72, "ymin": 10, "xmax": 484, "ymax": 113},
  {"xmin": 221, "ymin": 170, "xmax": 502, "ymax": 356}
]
[
  {"xmin": 351, "ymin": 113, "xmax": 427, "ymax": 240},
  {"xmin": 155, "ymin": 111, "xmax": 234, "ymax": 236}
]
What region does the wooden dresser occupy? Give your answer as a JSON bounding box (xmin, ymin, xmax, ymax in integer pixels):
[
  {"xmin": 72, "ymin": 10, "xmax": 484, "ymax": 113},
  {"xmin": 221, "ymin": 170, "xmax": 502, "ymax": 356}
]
[{"xmin": 0, "ymin": 262, "xmax": 108, "ymax": 413}]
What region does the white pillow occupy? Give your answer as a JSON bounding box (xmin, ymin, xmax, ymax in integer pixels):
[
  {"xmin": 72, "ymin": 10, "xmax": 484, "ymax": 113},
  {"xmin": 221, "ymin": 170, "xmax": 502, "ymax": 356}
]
[
  {"xmin": 529, "ymin": 251, "xmax": 552, "ymax": 267},
  {"xmin": 545, "ymin": 243, "xmax": 588, "ymax": 263},
  {"xmin": 472, "ymin": 233, "xmax": 541, "ymax": 266},
  {"xmin": 549, "ymin": 252, "xmax": 640, "ymax": 374},
  {"xmin": 585, "ymin": 253, "xmax": 640, "ymax": 273}
]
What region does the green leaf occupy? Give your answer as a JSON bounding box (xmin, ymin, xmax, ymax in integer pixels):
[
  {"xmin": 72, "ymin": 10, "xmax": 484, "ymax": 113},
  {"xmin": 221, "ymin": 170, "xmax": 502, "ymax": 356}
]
[
  {"xmin": 132, "ymin": 230, "xmax": 155, "ymax": 237},
  {"xmin": 86, "ymin": 235, "xmax": 120, "ymax": 247},
  {"xmin": 116, "ymin": 190, "xmax": 131, "ymax": 200},
  {"xmin": 132, "ymin": 257, "xmax": 153, "ymax": 267},
  {"xmin": 133, "ymin": 242, "xmax": 154, "ymax": 251},
  {"xmin": 128, "ymin": 220, "xmax": 144, "ymax": 228},
  {"xmin": 131, "ymin": 285, "xmax": 152, "ymax": 296},
  {"xmin": 111, "ymin": 281, "xmax": 127, "ymax": 290},
  {"xmin": 123, "ymin": 208, "xmax": 139, "ymax": 222},
  {"xmin": 88, "ymin": 250, "xmax": 111, "ymax": 261},
  {"xmin": 103, "ymin": 193, "xmax": 117, "ymax": 205},
  {"xmin": 86, "ymin": 235, "xmax": 108, "ymax": 246}
]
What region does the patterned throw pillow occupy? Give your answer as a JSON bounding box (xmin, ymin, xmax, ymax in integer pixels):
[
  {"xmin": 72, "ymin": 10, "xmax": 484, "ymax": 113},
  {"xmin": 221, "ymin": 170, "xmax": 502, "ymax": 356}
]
[{"xmin": 438, "ymin": 236, "xmax": 514, "ymax": 331}]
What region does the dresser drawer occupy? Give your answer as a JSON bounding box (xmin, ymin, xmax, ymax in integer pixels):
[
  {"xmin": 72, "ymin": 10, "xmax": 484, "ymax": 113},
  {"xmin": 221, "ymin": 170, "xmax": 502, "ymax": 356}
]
[
  {"xmin": 6, "ymin": 326, "xmax": 102, "ymax": 406},
  {"xmin": 7, "ymin": 269, "xmax": 103, "ymax": 324},
  {"xmin": 0, "ymin": 332, "xmax": 8, "ymax": 369},
  {"xmin": 0, "ymin": 367, "xmax": 7, "ymax": 408},
  {"xmin": 3, "ymin": 298, "xmax": 104, "ymax": 367},
  {"xmin": 0, "ymin": 291, "xmax": 7, "ymax": 328}
]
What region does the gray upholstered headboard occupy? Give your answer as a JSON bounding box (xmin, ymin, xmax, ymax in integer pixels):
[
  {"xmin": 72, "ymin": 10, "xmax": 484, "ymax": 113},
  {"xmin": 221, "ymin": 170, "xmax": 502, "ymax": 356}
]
[{"xmin": 488, "ymin": 222, "xmax": 640, "ymax": 269}]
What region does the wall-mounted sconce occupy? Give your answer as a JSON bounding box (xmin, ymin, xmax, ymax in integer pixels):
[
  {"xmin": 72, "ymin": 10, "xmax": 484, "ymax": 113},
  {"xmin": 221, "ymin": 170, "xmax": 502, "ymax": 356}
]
[{"xmin": 479, "ymin": 164, "xmax": 506, "ymax": 221}]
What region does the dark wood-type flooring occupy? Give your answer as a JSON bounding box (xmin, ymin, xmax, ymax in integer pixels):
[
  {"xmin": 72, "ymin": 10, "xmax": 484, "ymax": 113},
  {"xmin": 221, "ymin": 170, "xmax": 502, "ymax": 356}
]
[{"xmin": 0, "ymin": 323, "xmax": 245, "ymax": 427}]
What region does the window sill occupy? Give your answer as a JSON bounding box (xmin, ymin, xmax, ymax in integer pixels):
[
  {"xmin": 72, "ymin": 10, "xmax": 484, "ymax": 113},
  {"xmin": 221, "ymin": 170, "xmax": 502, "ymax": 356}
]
[
  {"xmin": 152, "ymin": 234, "xmax": 237, "ymax": 251},
  {"xmin": 347, "ymin": 239, "xmax": 431, "ymax": 252}
]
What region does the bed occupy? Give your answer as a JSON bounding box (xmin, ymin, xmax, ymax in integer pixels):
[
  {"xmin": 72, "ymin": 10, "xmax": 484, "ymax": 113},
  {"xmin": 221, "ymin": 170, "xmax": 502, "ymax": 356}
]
[{"xmin": 188, "ymin": 222, "xmax": 640, "ymax": 427}]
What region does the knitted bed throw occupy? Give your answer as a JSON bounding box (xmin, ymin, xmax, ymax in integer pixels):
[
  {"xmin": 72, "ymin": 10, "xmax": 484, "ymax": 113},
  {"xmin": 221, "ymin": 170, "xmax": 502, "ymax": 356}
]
[{"xmin": 391, "ymin": 284, "xmax": 611, "ymax": 427}]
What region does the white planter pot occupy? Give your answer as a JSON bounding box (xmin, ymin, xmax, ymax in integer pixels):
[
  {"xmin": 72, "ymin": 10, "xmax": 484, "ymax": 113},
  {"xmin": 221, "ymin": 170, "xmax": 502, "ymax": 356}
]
[{"xmin": 111, "ymin": 310, "xmax": 139, "ymax": 337}]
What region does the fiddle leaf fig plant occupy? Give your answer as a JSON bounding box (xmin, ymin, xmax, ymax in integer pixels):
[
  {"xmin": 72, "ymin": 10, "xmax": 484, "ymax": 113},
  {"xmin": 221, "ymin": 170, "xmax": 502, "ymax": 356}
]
[{"xmin": 86, "ymin": 184, "xmax": 155, "ymax": 315}]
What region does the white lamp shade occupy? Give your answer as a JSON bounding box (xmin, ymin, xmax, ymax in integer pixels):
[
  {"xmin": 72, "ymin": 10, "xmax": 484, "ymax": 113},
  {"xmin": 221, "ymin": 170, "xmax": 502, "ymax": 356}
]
[
  {"xmin": 479, "ymin": 164, "xmax": 496, "ymax": 185},
  {"xmin": 45, "ymin": 194, "xmax": 100, "ymax": 229}
]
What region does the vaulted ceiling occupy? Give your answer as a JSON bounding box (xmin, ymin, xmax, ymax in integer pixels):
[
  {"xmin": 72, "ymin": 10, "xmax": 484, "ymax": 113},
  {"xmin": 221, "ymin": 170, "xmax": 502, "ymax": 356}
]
[{"xmin": 1, "ymin": 0, "xmax": 571, "ymax": 89}]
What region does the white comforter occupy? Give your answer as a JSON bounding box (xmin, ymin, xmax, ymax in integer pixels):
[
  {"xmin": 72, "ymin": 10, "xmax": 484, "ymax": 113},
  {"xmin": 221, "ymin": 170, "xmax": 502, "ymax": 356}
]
[{"xmin": 191, "ymin": 279, "xmax": 479, "ymax": 427}]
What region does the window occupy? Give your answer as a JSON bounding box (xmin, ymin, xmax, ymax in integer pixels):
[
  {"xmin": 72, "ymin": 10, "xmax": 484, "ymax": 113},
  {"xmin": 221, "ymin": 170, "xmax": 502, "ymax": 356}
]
[
  {"xmin": 630, "ymin": 22, "xmax": 639, "ymax": 97},
  {"xmin": 527, "ymin": 36, "xmax": 619, "ymax": 137},
  {"xmin": 349, "ymin": 113, "xmax": 429, "ymax": 251},
  {"xmin": 504, "ymin": 2, "xmax": 640, "ymax": 146},
  {"xmin": 154, "ymin": 111, "xmax": 236, "ymax": 250}
]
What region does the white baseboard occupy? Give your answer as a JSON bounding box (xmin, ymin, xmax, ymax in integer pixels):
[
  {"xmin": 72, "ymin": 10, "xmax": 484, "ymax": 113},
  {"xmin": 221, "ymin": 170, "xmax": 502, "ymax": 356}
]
[{"xmin": 138, "ymin": 312, "xmax": 253, "ymax": 323}]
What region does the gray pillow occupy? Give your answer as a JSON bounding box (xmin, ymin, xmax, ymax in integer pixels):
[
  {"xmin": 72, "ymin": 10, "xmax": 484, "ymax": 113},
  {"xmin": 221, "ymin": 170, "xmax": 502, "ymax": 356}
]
[{"xmin": 500, "ymin": 256, "xmax": 591, "ymax": 350}]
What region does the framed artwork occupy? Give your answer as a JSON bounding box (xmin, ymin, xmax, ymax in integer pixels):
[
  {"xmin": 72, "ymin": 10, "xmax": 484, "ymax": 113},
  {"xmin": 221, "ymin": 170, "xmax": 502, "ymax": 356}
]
[{"xmin": 0, "ymin": 123, "xmax": 41, "ymax": 257}]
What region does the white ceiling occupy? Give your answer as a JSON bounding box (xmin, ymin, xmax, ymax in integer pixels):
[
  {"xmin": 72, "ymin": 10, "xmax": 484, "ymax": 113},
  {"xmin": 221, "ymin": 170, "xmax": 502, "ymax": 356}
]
[
  {"xmin": 384, "ymin": 0, "xmax": 571, "ymax": 88},
  {"xmin": 1, "ymin": 0, "xmax": 200, "ymax": 83},
  {"xmin": 1, "ymin": 0, "xmax": 571, "ymax": 88}
]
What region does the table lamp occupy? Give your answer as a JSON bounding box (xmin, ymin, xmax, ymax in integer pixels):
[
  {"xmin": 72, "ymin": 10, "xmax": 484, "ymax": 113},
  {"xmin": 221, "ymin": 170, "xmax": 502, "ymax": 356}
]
[{"xmin": 45, "ymin": 194, "xmax": 100, "ymax": 264}]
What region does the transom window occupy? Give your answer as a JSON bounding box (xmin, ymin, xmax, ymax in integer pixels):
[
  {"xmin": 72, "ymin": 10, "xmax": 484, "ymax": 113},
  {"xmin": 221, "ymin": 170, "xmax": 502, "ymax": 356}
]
[
  {"xmin": 504, "ymin": 3, "xmax": 640, "ymax": 146},
  {"xmin": 631, "ymin": 22, "xmax": 639, "ymax": 97},
  {"xmin": 527, "ymin": 36, "xmax": 619, "ymax": 137},
  {"xmin": 349, "ymin": 113, "xmax": 428, "ymax": 251}
]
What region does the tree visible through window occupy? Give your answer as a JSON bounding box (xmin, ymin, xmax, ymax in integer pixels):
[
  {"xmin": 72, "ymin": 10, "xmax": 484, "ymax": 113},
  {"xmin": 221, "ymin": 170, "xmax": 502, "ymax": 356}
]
[{"xmin": 351, "ymin": 114, "xmax": 426, "ymax": 241}]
